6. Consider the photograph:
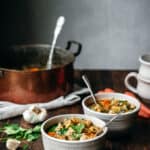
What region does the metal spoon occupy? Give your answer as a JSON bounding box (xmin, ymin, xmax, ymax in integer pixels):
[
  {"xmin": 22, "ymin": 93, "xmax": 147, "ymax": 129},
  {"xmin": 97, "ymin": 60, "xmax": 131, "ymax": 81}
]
[
  {"xmin": 46, "ymin": 16, "xmax": 66, "ymax": 69},
  {"xmin": 82, "ymin": 75, "xmax": 98, "ymax": 105},
  {"xmin": 102, "ymin": 112, "xmax": 122, "ymax": 129}
]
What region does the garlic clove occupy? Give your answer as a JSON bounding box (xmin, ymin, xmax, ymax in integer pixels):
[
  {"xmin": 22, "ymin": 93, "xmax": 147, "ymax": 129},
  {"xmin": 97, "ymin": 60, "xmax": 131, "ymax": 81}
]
[
  {"xmin": 23, "ymin": 109, "xmax": 33, "ymax": 122},
  {"xmin": 23, "ymin": 105, "xmax": 47, "ymax": 124},
  {"xmin": 6, "ymin": 139, "xmax": 21, "ymax": 150},
  {"xmin": 38, "ymin": 108, "xmax": 47, "ymax": 122}
]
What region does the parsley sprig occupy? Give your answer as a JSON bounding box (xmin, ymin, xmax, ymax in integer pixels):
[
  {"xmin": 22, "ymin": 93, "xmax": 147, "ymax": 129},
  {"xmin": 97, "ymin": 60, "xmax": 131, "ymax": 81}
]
[{"xmin": 0, "ymin": 123, "xmax": 41, "ymax": 142}]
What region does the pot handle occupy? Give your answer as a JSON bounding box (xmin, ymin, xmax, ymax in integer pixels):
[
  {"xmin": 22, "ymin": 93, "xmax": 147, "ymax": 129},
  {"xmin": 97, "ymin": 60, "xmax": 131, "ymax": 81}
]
[{"xmin": 66, "ymin": 40, "xmax": 82, "ymax": 57}]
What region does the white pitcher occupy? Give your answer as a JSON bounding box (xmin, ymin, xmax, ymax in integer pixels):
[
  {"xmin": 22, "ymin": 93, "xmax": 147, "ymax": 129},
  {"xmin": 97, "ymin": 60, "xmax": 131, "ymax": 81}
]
[
  {"xmin": 125, "ymin": 72, "xmax": 150, "ymax": 103},
  {"xmin": 139, "ymin": 54, "xmax": 150, "ymax": 80}
]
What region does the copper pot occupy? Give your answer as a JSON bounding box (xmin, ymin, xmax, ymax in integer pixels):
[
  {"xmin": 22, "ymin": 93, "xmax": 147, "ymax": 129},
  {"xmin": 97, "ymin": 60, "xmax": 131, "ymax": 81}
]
[{"xmin": 0, "ymin": 41, "xmax": 82, "ymax": 104}]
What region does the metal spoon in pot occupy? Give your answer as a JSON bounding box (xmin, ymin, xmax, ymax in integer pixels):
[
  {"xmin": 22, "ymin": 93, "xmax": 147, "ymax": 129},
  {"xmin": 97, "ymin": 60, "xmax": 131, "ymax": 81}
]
[
  {"xmin": 82, "ymin": 75, "xmax": 98, "ymax": 105},
  {"xmin": 46, "ymin": 16, "xmax": 66, "ymax": 69}
]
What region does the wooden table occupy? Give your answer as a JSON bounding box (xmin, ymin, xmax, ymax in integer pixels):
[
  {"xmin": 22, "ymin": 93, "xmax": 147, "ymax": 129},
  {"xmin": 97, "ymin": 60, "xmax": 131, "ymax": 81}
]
[{"xmin": 0, "ymin": 70, "xmax": 150, "ymax": 150}]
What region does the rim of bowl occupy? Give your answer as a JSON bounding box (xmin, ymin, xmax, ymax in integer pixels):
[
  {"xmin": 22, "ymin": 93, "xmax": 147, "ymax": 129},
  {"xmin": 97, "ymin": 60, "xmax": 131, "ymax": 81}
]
[
  {"xmin": 41, "ymin": 114, "xmax": 108, "ymax": 144},
  {"xmin": 82, "ymin": 93, "xmax": 141, "ymax": 117}
]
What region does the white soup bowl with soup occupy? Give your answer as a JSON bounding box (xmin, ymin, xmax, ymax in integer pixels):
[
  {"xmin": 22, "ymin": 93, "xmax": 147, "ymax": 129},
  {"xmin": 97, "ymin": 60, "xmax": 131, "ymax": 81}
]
[
  {"xmin": 82, "ymin": 93, "xmax": 140, "ymax": 133},
  {"xmin": 41, "ymin": 114, "xmax": 108, "ymax": 150}
]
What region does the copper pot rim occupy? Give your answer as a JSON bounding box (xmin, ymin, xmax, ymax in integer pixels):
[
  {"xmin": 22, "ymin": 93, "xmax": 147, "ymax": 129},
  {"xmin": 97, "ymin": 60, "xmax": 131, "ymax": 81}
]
[
  {"xmin": 12, "ymin": 43, "xmax": 63, "ymax": 49},
  {"xmin": 0, "ymin": 44, "xmax": 75, "ymax": 73}
]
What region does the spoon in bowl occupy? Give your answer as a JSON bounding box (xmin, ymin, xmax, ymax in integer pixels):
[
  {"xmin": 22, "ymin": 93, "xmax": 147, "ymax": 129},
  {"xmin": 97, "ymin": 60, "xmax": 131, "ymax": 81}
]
[
  {"xmin": 82, "ymin": 75, "xmax": 121, "ymax": 130},
  {"xmin": 96, "ymin": 112, "xmax": 122, "ymax": 135},
  {"xmin": 82, "ymin": 75, "xmax": 122, "ymax": 131},
  {"xmin": 82, "ymin": 75, "xmax": 98, "ymax": 105},
  {"xmin": 103, "ymin": 112, "xmax": 122, "ymax": 129}
]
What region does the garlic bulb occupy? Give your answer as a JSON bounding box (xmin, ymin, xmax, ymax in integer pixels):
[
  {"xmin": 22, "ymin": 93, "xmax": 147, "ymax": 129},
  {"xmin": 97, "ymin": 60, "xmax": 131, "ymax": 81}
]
[
  {"xmin": 23, "ymin": 105, "xmax": 47, "ymax": 124},
  {"xmin": 6, "ymin": 139, "xmax": 21, "ymax": 150}
]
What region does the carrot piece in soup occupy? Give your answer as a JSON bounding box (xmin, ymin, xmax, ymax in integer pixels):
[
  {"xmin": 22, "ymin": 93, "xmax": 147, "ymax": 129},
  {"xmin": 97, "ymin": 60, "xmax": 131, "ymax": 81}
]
[
  {"xmin": 100, "ymin": 99, "xmax": 111, "ymax": 110},
  {"xmin": 104, "ymin": 88, "xmax": 115, "ymax": 93},
  {"xmin": 48, "ymin": 132, "xmax": 56, "ymax": 137},
  {"xmin": 28, "ymin": 67, "xmax": 39, "ymax": 72},
  {"xmin": 101, "ymin": 99, "xmax": 111, "ymax": 106}
]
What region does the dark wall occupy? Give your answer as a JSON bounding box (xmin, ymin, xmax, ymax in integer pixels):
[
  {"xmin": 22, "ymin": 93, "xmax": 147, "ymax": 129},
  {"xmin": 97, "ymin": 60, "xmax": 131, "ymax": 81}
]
[
  {"xmin": 0, "ymin": 0, "xmax": 68, "ymax": 45},
  {"xmin": 1, "ymin": 1, "xmax": 31, "ymax": 46}
]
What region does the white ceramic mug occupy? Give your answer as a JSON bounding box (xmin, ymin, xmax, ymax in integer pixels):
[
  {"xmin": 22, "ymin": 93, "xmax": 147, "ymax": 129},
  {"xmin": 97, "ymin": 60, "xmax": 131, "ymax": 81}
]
[
  {"xmin": 139, "ymin": 54, "xmax": 150, "ymax": 80},
  {"xmin": 125, "ymin": 72, "xmax": 150, "ymax": 103}
]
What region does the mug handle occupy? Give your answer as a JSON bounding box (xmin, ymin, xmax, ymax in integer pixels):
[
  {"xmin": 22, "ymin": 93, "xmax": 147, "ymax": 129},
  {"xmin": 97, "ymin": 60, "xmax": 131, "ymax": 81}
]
[{"xmin": 124, "ymin": 72, "xmax": 138, "ymax": 94}]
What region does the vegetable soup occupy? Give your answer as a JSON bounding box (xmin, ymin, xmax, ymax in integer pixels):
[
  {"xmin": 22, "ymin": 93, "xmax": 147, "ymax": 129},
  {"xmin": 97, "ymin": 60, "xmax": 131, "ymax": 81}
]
[
  {"xmin": 89, "ymin": 98, "xmax": 136, "ymax": 114},
  {"xmin": 47, "ymin": 117, "xmax": 103, "ymax": 141}
]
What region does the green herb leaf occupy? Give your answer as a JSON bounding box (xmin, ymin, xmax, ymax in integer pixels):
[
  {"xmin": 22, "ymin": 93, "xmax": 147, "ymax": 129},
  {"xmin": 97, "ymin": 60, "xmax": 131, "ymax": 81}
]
[
  {"xmin": 23, "ymin": 129, "xmax": 32, "ymax": 139},
  {"xmin": 0, "ymin": 123, "xmax": 41, "ymax": 142},
  {"xmin": 4, "ymin": 124, "xmax": 22, "ymax": 135},
  {"xmin": 72, "ymin": 133, "xmax": 82, "ymax": 140},
  {"xmin": 58, "ymin": 128, "xmax": 68, "ymax": 135},
  {"xmin": 22, "ymin": 144, "xmax": 29, "ymax": 150},
  {"xmin": 71, "ymin": 123, "xmax": 85, "ymax": 134},
  {"xmin": 26, "ymin": 133, "xmax": 40, "ymax": 142},
  {"xmin": 48, "ymin": 124, "xmax": 57, "ymax": 132},
  {"xmin": 32, "ymin": 124, "xmax": 41, "ymax": 132}
]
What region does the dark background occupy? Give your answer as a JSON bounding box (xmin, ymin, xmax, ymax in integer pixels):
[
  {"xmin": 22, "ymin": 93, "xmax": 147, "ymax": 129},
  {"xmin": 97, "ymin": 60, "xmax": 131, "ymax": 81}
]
[{"xmin": 1, "ymin": 0, "xmax": 150, "ymax": 69}]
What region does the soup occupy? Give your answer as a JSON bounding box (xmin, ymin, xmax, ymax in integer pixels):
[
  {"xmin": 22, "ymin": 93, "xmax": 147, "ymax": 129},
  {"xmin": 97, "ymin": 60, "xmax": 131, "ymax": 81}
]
[
  {"xmin": 89, "ymin": 98, "xmax": 136, "ymax": 114},
  {"xmin": 47, "ymin": 117, "xmax": 103, "ymax": 141},
  {"xmin": 22, "ymin": 64, "xmax": 60, "ymax": 72}
]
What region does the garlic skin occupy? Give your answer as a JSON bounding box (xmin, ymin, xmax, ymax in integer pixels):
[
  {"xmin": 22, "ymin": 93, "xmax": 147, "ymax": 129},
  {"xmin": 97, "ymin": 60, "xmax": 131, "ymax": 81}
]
[
  {"xmin": 23, "ymin": 105, "xmax": 47, "ymax": 124},
  {"xmin": 6, "ymin": 139, "xmax": 21, "ymax": 150}
]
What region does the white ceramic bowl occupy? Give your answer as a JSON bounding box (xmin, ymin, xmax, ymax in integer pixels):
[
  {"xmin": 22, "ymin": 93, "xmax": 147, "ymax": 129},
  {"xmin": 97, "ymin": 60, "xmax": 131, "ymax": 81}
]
[
  {"xmin": 41, "ymin": 114, "xmax": 108, "ymax": 150},
  {"xmin": 82, "ymin": 93, "xmax": 141, "ymax": 132}
]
